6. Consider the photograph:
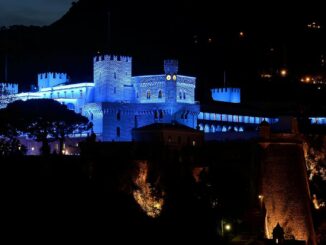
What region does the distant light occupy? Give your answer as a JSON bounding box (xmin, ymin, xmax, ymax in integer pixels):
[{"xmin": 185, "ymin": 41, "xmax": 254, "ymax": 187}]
[
  {"xmin": 280, "ymin": 69, "xmax": 287, "ymax": 77},
  {"xmin": 261, "ymin": 73, "xmax": 272, "ymax": 79},
  {"xmin": 258, "ymin": 195, "xmax": 263, "ymax": 199},
  {"xmin": 225, "ymin": 224, "xmax": 231, "ymax": 231},
  {"xmin": 307, "ymin": 21, "xmax": 321, "ymax": 29},
  {"xmin": 239, "ymin": 31, "xmax": 244, "ymax": 37},
  {"xmin": 317, "ymin": 86, "xmax": 321, "ymax": 90},
  {"xmin": 208, "ymin": 38, "xmax": 213, "ymax": 43},
  {"xmin": 302, "ymin": 76, "xmax": 311, "ymax": 83},
  {"xmin": 31, "ymin": 147, "xmax": 35, "ymax": 151}
]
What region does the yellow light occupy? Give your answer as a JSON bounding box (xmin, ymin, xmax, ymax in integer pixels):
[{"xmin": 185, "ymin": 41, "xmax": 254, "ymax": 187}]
[
  {"xmin": 239, "ymin": 31, "xmax": 244, "ymax": 37},
  {"xmin": 305, "ymin": 76, "xmax": 311, "ymax": 83},
  {"xmin": 280, "ymin": 69, "xmax": 287, "ymax": 77},
  {"xmin": 225, "ymin": 224, "xmax": 231, "ymax": 231},
  {"xmin": 258, "ymin": 195, "xmax": 263, "ymax": 199},
  {"xmin": 166, "ymin": 75, "xmax": 171, "ymax": 81}
]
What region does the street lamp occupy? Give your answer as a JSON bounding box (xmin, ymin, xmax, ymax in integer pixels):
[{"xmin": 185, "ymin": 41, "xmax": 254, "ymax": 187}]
[
  {"xmin": 258, "ymin": 195, "xmax": 264, "ymax": 209},
  {"xmin": 221, "ymin": 219, "xmax": 231, "ymax": 237}
]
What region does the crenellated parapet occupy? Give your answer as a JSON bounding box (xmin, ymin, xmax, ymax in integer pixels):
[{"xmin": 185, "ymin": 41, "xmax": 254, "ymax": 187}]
[
  {"xmin": 0, "ymin": 83, "xmax": 18, "ymax": 95},
  {"xmin": 211, "ymin": 87, "xmax": 241, "ymax": 103},
  {"xmin": 38, "ymin": 72, "xmax": 68, "ymax": 90},
  {"xmin": 94, "ymin": 55, "xmax": 132, "ymax": 63},
  {"xmin": 93, "ymin": 53, "xmax": 133, "ymax": 103},
  {"xmin": 164, "ymin": 59, "xmax": 179, "ymax": 75}
]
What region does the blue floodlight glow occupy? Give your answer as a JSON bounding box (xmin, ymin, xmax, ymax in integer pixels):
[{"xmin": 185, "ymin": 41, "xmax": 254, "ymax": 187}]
[
  {"xmin": 2, "ymin": 53, "xmax": 322, "ymax": 143},
  {"xmin": 211, "ymin": 88, "xmax": 241, "ymax": 103}
]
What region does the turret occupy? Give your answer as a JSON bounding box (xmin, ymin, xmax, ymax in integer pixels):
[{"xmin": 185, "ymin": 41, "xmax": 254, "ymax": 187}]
[
  {"xmin": 211, "ymin": 87, "xmax": 241, "ymax": 103},
  {"xmin": 164, "ymin": 60, "xmax": 178, "ymax": 103},
  {"xmin": 38, "ymin": 72, "xmax": 68, "ymax": 90},
  {"xmin": 164, "ymin": 59, "xmax": 178, "ymax": 75},
  {"xmin": 93, "ymin": 54, "xmax": 132, "ymax": 102}
]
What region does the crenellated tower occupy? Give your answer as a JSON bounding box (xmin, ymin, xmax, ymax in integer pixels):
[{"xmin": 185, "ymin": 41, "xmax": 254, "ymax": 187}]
[
  {"xmin": 0, "ymin": 83, "xmax": 18, "ymax": 95},
  {"xmin": 211, "ymin": 87, "xmax": 241, "ymax": 103},
  {"xmin": 164, "ymin": 59, "xmax": 178, "ymax": 103},
  {"xmin": 93, "ymin": 54, "xmax": 132, "ymax": 102},
  {"xmin": 38, "ymin": 73, "xmax": 68, "ymax": 90}
]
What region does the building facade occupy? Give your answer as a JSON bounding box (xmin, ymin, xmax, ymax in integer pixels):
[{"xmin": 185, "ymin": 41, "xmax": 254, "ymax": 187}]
[
  {"xmin": 2, "ymin": 53, "xmax": 325, "ymax": 144},
  {"xmin": 2, "ymin": 56, "xmax": 200, "ymax": 142}
]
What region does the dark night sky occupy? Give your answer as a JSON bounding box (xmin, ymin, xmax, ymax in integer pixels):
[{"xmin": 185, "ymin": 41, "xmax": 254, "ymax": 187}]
[{"xmin": 0, "ymin": 0, "xmax": 72, "ymax": 26}]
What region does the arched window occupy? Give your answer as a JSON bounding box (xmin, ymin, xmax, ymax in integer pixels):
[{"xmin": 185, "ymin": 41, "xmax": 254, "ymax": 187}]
[
  {"xmin": 179, "ymin": 91, "xmax": 182, "ymax": 99},
  {"xmin": 158, "ymin": 90, "xmax": 163, "ymax": 98},
  {"xmin": 159, "ymin": 110, "xmax": 163, "ymax": 119},
  {"xmin": 147, "ymin": 90, "xmax": 151, "ymax": 99},
  {"xmin": 117, "ymin": 110, "xmax": 121, "ymax": 121},
  {"xmin": 114, "ymin": 87, "xmax": 116, "ymax": 94},
  {"xmin": 116, "ymin": 127, "xmax": 120, "ymax": 137},
  {"xmin": 154, "ymin": 110, "xmax": 159, "ymax": 119},
  {"xmin": 183, "ymin": 92, "xmax": 186, "ymax": 100},
  {"xmin": 114, "ymin": 72, "xmax": 117, "ymax": 79}
]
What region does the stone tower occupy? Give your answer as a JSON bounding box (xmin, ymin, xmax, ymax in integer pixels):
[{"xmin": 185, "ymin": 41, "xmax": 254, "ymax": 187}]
[
  {"xmin": 164, "ymin": 59, "xmax": 178, "ymax": 104},
  {"xmin": 260, "ymin": 134, "xmax": 316, "ymax": 244},
  {"xmin": 93, "ymin": 55, "xmax": 132, "ymax": 102}
]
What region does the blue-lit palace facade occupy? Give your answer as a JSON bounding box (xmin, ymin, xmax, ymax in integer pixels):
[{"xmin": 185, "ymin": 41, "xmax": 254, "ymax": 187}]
[
  {"xmin": 2, "ymin": 54, "xmax": 326, "ymax": 145},
  {"xmin": 5, "ymin": 56, "xmax": 199, "ymax": 141}
]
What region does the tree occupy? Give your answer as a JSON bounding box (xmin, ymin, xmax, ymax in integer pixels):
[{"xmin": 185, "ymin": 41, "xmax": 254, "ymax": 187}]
[
  {"xmin": 1, "ymin": 99, "xmax": 90, "ymax": 155},
  {"xmin": 52, "ymin": 108, "xmax": 91, "ymax": 155},
  {"xmin": 0, "ymin": 108, "xmax": 26, "ymax": 156}
]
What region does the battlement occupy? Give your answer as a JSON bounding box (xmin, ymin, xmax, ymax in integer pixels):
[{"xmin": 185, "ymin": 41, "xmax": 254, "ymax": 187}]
[
  {"xmin": 38, "ymin": 72, "xmax": 68, "ymax": 89},
  {"xmin": 211, "ymin": 88, "xmax": 241, "ymax": 93},
  {"xmin": 38, "ymin": 72, "xmax": 67, "ymax": 80},
  {"xmin": 164, "ymin": 59, "xmax": 179, "ymax": 74},
  {"xmin": 0, "ymin": 82, "xmax": 18, "ymax": 95},
  {"xmin": 94, "ymin": 55, "xmax": 132, "ymax": 63},
  {"xmin": 211, "ymin": 87, "xmax": 241, "ymax": 103}
]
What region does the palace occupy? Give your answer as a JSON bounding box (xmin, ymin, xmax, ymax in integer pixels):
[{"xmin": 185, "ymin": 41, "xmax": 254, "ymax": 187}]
[{"xmin": 1, "ymin": 54, "xmax": 325, "ymax": 146}]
